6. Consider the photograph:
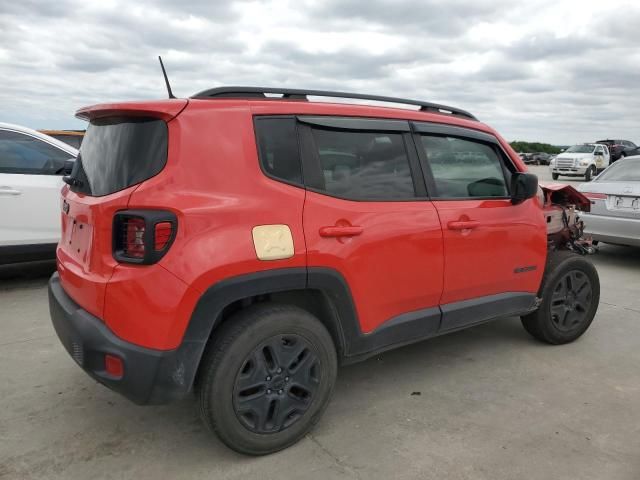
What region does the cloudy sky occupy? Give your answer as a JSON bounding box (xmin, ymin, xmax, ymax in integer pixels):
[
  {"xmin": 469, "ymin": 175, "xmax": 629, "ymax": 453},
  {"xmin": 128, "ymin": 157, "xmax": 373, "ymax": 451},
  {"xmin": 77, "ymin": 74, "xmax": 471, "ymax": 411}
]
[{"xmin": 1, "ymin": 0, "xmax": 639, "ymax": 144}]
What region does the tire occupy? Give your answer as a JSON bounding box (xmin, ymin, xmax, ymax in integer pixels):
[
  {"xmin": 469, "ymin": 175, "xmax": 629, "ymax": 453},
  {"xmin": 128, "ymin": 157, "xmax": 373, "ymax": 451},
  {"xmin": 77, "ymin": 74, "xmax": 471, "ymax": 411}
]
[
  {"xmin": 585, "ymin": 165, "xmax": 596, "ymax": 182},
  {"xmin": 521, "ymin": 250, "xmax": 600, "ymax": 345},
  {"xmin": 197, "ymin": 304, "xmax": 337, "ymax": 455},
  {"xmin": 552, "ymin": 172, "xmax": 559, "ymax": 180}
]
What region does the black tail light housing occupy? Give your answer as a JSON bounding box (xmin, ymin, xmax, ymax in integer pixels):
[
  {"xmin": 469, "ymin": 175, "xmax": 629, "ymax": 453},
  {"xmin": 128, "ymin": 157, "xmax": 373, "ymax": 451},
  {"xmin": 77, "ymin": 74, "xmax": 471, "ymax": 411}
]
[{"xmin": 113, "ymin": 210, "xmax": 177, "ymax": 264}]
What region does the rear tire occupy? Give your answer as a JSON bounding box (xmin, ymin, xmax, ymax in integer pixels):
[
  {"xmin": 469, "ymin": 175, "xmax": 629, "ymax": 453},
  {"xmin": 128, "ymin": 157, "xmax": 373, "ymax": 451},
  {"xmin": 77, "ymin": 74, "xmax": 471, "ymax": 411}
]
[
  {"xmin": 197, "ymin": 304, "xmax": 337, "ymax": 455},
  {"xmin": 521, "ymin": 251, "xmax": 599, "ymax": 344},
  {"xmin": 552, "ymin": 172, "xmax": 559, "ymax": 180}
]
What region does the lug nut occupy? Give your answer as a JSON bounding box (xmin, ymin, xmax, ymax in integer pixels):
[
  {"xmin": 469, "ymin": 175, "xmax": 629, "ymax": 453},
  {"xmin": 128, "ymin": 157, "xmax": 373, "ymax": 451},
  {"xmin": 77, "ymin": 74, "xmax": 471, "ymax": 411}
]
[
  {"xmin": 277, "ymin": 368, "xmax": 282, "ymax": 373},
  {"xmin": 285, "ymin": 377, "xmax": 289, "ymax": 382},
  {"xmin": 278, "ymin": 389, "xmax": 283, "ymax": 394},
  {"xmin": 266, "ymin": 376, "xmax": 271, "ymax": 381},
  {"xmin": 267, "ymin": 389, "xmax": 271, "ymax": 394}
]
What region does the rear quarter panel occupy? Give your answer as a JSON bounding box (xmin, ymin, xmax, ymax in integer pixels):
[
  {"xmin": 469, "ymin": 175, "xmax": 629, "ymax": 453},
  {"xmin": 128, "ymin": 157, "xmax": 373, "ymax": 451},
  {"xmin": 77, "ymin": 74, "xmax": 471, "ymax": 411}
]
[{"xmin": 120, "ymin": 101, "xmax": 307, "ymax": 348}]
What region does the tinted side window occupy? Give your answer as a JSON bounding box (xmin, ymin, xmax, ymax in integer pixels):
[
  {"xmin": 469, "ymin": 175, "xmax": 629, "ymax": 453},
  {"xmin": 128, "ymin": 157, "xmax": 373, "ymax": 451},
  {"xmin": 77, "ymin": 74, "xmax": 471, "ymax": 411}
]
[
  {"xmin": 255, "ymin": 117, "xmax": 302, "ymax": 185},
  {"xmin": 309, "ymin": 128, "xmax": 415, "ymax": 200},
  {"xmin": 420, "ymin": 135, "xmax": 509, "ymax": 198},
  {"xmin": 0, "ymin": 130, "xmax": 71, "ymax": 174}
]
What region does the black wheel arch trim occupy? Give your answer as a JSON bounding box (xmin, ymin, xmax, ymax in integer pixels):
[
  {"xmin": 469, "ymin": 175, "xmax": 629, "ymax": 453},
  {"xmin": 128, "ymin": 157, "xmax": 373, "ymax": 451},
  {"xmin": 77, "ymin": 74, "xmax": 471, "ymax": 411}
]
[{"xmin": 182, "ymin": 267, "xmax": 539, "ymax": 390}]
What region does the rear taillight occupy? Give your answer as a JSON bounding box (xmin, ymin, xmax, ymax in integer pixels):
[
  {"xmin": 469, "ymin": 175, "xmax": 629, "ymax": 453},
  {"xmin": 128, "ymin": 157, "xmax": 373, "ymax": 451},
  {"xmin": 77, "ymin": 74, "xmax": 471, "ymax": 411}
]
[
  {"xmin": 113, "ymin": 210, "xmax": 177, "ymax": 264},
  {"xmin": 123, "ymin": 217, "xmax": 146, "ymax": 258},
  {"xmin": 583, "ymin": 192, "xmax": 607, "ymax": 201}
]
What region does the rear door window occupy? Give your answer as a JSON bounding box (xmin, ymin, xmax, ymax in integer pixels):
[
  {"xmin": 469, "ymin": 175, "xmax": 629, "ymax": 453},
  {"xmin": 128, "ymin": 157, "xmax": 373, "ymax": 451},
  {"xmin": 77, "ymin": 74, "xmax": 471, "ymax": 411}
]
[
  {"xmin": 71, "ymin": 117, "xmax": 167, "ymax": 196},
  {"xmin": 303, "ymin": 126, "xmax": 417, "ymax": 201},
  {"xmin": 419, "ymin": 135, "xmax": 510, "ymax": 198},
  {"xmin": 0, "ymin": 130, "xmax": 72, "ymax": 175}
]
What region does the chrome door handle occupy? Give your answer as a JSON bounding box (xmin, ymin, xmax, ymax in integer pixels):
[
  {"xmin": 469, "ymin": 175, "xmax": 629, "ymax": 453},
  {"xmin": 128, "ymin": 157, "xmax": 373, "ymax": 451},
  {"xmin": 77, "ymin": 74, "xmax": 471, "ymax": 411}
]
[{"xmin": 0, "ymin": 186, "xmax": 21, "ymax": 196}]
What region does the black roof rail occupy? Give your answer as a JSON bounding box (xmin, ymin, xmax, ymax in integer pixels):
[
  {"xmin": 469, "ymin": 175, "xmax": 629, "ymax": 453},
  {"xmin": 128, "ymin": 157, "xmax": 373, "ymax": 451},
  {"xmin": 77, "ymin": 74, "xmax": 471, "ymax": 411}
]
[{"xmin": 191, "ymin": 86, "xmax": 477, "ymax": 121}]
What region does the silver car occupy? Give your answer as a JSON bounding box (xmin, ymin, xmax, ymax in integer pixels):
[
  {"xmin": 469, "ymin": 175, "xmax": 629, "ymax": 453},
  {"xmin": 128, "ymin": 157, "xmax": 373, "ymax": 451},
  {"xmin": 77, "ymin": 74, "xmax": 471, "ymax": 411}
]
[{"xmin": 577, "ymin": 156, "xmax": 640, "ymax": 247}]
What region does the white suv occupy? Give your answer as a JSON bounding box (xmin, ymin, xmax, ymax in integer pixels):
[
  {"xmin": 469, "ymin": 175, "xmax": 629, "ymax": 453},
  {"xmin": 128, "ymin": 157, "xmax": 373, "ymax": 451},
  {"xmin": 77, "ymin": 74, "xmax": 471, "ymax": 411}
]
[
  {"xmin": 550, "ymin": 143, "xmax": 610, "ymax": 181},
  {"xmin": 0, "ymin": 123, "xmax": 77, "ymax": 264}
]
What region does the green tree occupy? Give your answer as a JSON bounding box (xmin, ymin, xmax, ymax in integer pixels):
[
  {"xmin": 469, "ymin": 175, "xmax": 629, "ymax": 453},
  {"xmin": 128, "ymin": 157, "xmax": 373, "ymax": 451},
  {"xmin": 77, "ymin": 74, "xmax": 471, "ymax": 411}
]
[{"xmin": 510, "ymin": 141, "xmax": 562, "ymax": 154}]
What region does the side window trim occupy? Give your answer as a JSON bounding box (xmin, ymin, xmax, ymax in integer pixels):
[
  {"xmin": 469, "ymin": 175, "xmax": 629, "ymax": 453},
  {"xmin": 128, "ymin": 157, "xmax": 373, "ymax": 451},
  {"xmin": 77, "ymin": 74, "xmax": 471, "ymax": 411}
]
[
  {"xmin": 298, "ymin": 121, "xmax": 426, "ymax": 202},
  {"xmin": 297, "ymin": 116, "xmax": 410, "ymax": 132},
  {"xmin": 411, "ymin": 122, "xmax": 516, "ymax": 201}
]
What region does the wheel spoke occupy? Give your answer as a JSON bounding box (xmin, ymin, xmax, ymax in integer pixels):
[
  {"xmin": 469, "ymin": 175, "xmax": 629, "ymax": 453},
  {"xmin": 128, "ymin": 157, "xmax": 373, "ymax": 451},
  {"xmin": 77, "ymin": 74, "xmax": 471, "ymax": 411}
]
[
  {"xmin": 235, "ymin": 391, "xmax": 270, "ymax": 430},
  {"xmin": 236, "ymin": 351, "xmax": 269, "ymax": 392}
]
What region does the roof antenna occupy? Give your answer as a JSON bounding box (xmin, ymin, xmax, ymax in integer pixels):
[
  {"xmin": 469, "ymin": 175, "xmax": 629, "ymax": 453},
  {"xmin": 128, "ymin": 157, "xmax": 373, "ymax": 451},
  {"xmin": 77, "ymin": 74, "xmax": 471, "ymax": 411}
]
[{"xmin": 158, "ymin": 56, "xmax": 176, "ymax": 99}]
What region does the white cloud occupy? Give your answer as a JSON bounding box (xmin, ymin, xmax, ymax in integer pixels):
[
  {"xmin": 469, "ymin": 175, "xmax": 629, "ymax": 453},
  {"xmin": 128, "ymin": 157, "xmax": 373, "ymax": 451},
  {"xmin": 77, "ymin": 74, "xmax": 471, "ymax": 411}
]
[{"xmin": 0, "ymin": 0, "xmax": 639, "ymax": 144}]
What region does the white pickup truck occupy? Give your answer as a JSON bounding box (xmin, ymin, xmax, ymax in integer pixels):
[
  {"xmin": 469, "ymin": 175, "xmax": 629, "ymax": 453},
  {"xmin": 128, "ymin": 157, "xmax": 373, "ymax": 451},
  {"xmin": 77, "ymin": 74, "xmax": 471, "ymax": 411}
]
[{"xmin": 550, "ymin": 143, "xmax": 610, "ymax": 181}]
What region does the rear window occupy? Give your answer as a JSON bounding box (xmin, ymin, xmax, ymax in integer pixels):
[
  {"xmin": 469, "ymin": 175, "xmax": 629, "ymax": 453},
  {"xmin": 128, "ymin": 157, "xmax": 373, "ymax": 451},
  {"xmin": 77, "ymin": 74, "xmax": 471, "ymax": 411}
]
[
  {"xmin": 70, "ymin": 117, "xmax": 167, "ymax": 196},
  {"xmin": 596, "ymin": 160, "xmax": 640, "ymax": 182}
]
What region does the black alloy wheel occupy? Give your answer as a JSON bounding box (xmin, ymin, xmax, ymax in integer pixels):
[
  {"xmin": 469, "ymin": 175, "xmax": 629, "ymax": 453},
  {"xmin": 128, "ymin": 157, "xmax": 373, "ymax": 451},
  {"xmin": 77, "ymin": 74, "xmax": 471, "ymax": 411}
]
[
  {"xmin": 548, "ymin": 270, "xmax": 593, "ymax": 333},
  {"xmin": 233, "ymin": 334, "xmax": 320, "ymax": 433}
]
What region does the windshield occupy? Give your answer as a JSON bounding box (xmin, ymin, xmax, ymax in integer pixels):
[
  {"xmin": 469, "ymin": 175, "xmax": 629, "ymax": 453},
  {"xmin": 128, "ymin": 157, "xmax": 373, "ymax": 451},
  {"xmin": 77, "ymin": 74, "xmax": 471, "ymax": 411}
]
[
  {"xmin": 565, "ymin": 145, "xmax": 595, "ymax": 154},
  {"xmin": 596, "ymin": 160, "xmax": 640, "ymax": 182},
  {"xmin": 70, "ymin": 117, "xmax": 167, "ymax": 197}
]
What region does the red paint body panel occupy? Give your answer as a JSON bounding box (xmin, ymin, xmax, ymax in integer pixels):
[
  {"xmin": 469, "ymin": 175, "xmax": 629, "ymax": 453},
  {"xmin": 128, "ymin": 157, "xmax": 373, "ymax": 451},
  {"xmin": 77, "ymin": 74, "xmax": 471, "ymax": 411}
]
[
  {"xmin": 303, "ymin": 191, "xmax": 444, "ymax": 333},
  {"xmin": 434, "ymin": 197, "xmax": 547, "ymax": 304},
  {"xmin": 57, "ymin": 185, "xmax": 136, "ymax": 318}
]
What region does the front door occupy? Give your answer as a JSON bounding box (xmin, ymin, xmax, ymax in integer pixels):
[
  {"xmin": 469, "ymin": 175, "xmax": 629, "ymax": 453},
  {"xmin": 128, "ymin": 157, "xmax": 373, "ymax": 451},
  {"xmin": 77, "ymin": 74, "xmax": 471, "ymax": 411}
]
[{"xmin": 413, "ymin": 123, "xmax": 547, "ymax": 330}]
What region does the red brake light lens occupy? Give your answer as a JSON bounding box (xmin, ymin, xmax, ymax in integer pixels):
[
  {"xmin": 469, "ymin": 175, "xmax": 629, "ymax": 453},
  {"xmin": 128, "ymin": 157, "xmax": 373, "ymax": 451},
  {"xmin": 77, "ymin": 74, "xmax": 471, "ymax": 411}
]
[
  {"xmin": 105, "ymin": 354, "xmax": 124, "ymax": 378},
  {"xmin": 583, "ymin": 192, "xmax": 607, "ymax": 200},
  {"xmin": 123, "ymin": 217, "xmax": 146, "ymax": 258},
  {"xmin": 154, "ymin": 222, "xmax": 173, "ymax": 251}
]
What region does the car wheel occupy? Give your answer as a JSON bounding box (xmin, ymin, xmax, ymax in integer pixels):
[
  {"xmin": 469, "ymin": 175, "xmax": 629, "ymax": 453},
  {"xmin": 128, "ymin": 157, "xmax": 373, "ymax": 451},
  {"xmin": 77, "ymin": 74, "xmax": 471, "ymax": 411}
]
[
  {"xmin": 552, "ymin": 172, "xmax": 559, "ymax": 180},
  {"xmin": 585, "ymin": 166, "xmax": 596, "ymax": 181},
  {"xmin": 197, "ymin": 304, "xmax": 337, "ymax": 455},
  {"xmin": 521, "ymin": 250, "xmax": 599, "ymax": 345}
]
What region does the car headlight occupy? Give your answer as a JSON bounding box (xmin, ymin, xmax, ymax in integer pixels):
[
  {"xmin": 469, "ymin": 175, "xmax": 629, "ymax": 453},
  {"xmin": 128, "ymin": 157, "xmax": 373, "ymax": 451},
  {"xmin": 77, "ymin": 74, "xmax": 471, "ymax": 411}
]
[{"xmin": 580, "ymin": 160, "xmax": 589, "ymax": 166}]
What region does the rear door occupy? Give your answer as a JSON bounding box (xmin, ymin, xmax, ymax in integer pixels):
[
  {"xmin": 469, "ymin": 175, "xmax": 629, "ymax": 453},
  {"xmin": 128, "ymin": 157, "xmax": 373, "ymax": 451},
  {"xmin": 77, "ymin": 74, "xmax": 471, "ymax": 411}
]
[
  {"xmin": 299, "ymin": 116, "xmax": 444, "ymax": 340},
  {"xmin": 412, "ymin": 123, "xmax": 546, "ymax": 331},
  {"xmin": 0, "ymin": 128, "xmax": 75, "ymax": 247}
]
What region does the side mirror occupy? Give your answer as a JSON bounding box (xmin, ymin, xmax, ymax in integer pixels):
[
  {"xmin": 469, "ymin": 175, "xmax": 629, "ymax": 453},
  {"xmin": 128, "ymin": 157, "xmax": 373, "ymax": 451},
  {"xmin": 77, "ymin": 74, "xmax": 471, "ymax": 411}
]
[{"xmin": 511, "ymin": 172, "xmax": 538, "ymax": 205}]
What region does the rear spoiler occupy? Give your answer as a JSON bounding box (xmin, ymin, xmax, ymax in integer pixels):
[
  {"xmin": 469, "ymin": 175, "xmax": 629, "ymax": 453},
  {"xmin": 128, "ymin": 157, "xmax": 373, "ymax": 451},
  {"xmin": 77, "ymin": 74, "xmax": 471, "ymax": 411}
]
[{"xmin": 76, "ymin": 99, "xmax": 188, "ymax": 122}]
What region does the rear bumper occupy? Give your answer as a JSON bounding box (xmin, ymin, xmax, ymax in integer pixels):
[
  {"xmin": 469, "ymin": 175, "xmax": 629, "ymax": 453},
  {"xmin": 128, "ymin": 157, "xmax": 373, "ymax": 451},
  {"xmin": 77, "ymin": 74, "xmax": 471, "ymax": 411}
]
[
  {"xmin": 48, "ymin": 272, "xmax": 195, "ymax": 405},
  {"xmin": 581, "ymin": 213, "xmax": 640, "ymax": 247}
]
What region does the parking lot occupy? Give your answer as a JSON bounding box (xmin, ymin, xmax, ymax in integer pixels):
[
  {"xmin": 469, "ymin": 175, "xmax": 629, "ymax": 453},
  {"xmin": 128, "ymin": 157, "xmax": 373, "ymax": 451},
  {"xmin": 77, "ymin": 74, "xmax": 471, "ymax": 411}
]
[{"xmin": 1, "ymin": 166, "xmax": 639, "ymax": 480}]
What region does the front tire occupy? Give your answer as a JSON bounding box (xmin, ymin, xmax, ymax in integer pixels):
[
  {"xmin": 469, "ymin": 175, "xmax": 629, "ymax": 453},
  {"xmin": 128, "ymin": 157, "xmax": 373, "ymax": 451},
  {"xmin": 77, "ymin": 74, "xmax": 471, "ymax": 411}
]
[
  {"xmin": 585, "ymin": 165, "xmax": 596, "ymax": 181},
  {"xmin": 552, "ymin": 172, "xmax": 559, "ymax": 180},
  {"xmin": 197, "ymin": 304, "xmax": 337, "ymax": 455},
  {"xmin": 521, "ymin": 251, "xmax": 600, "ymax": 344}
]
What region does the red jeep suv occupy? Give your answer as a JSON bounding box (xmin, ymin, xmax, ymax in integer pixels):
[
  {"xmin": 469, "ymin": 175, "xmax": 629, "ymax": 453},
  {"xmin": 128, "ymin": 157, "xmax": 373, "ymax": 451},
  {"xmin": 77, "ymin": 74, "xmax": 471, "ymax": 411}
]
[{"xmin": 49, "ymin": 87, "xmax": 600, "ymax": 454}]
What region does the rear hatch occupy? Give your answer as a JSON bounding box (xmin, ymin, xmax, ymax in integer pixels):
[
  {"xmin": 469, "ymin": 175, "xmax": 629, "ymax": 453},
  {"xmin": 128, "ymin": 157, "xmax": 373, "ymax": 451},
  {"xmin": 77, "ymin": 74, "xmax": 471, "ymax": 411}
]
[{"xmin": 57, "ymin": 100, "xmax": 186, "ymax": 317}]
